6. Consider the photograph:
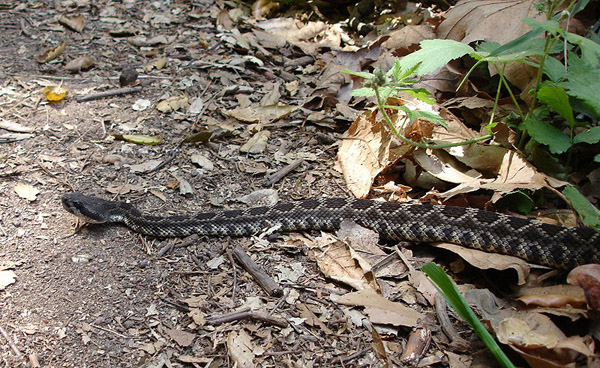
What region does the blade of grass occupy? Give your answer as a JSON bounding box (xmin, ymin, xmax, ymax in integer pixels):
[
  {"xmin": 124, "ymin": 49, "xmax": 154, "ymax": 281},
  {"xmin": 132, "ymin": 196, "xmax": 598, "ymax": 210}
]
[{"xmin": 422, "ymin": 263, "xmax": 516, "ymax": 368}]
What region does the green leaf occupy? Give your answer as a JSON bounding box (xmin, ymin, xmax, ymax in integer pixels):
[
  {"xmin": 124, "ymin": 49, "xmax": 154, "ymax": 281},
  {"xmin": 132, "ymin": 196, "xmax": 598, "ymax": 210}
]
[
  {"xmin": 351, "ymin": 87, "xmax": 376, "ymax": 97},
  {"xmin": 523, "ymin": 18, "xmax": 562, "ymax": 35},
  {"xmin": 564, "ymin": 32, "xmax": 600, "ymax": 67},
  {"xmin": 398, "ymin": 39, "xmax": 473, "ymax": 77},
  {"xmin": 558, "ymin": 53, "xmax": 600, "ymax": 117},
  {"xmin": 536, "ymin": 83, "xmax": 574, "ymax": 127},
  {"xmin": 595, "ymin": 154, "xmax": 600, "ymax": 162},
  {"xmin": 406, "ymin": 110, "xmax": 447, "ymax": 127},
  {"xmin": 543, "ymin": 56, "xmax": 566, "ymax": 82},
  {"xmin": 495, "ymin": 191, "xmax": 534, "ymax": 215},
  {"xmin": 402, "ymin": 88, "xmax": 435, "ymax": 104},
  {"xmin": 483, "ymin": 27, "xmax": 546, "ymax": 61},
  {"xmin": 422, "ymin": 263, "xmax": 516, "ymax": 368},
  {"xmin": 341, "ymin": 69, "xmax": 374, "ymax": 79},
  {"xmin": 562, "ymin": 185, "xmax": 600, "ymax": 231},
  {"xmin": 523, "ymin": 112, "xmax": 572, "ymax": 154},
  {"xmin": 573, "ymin": 126, "xmax": 600, "ymax": 144}
]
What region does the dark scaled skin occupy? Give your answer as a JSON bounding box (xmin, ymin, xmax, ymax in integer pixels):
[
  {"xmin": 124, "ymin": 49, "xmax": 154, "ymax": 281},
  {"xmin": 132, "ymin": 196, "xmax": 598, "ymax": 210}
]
[{"xmin": 62, "ymin": 192, "xmax": 600, "ymax": 270}]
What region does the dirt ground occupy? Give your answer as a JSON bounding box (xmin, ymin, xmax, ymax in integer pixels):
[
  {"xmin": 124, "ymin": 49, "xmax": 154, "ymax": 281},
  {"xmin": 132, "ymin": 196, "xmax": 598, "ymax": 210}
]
[
  {"xmin": 0, "ymin": 1, "xmax": 399, "ymax": 367},
  {"xmin": 2, "ymin": 1, "xmax": 596, "ymax": 368}
]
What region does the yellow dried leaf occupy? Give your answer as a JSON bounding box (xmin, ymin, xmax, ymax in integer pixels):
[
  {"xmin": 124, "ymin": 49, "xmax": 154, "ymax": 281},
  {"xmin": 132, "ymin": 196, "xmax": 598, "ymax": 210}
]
[
  {"xmin": 156, "ymin": 95, "xmax": 188, "ymax": 113},
  {"xmin": 43, "ymin": 86, "xmax": 68, "ymax": 102},
  {"xmin": 113, "ymin": 134, "xmax": 162, "ymax": 145}
]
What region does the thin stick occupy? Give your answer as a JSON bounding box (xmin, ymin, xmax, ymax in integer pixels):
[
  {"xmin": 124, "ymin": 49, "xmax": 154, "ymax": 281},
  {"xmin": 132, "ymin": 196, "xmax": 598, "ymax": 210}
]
[
  {"xmin": 265, "ymin": 158, "xmax": 304, "ymax": 185},
  {"xmin": 0, "ymin": 324, "xmax": 23, "ymax": 358},
  {"xmin": 76, "ymin": 86, "xmax": 142, "ymax": 102},
  {"xmin": 232, "ymin": 246, "xmax": 282, "ymax": 297}
]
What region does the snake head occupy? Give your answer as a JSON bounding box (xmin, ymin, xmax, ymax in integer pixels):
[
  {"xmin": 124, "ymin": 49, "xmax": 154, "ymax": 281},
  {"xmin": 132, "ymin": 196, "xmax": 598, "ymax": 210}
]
[{"xmin": 62, "ymin": 192, "xmax": 140, "ymax": 223}]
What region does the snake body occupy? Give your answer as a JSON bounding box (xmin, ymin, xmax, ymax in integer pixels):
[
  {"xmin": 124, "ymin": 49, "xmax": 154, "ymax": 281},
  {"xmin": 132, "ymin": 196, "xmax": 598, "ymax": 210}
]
[{"xmin": 62, "ymin": 192, "xmax": 600, "ymax": 269}]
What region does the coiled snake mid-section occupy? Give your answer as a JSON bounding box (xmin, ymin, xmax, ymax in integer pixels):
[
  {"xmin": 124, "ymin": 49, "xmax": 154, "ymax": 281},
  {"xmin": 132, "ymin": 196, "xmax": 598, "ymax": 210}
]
[{"xmin": 62, "ymin": 192, "xmax": 600, "ymax": 270}]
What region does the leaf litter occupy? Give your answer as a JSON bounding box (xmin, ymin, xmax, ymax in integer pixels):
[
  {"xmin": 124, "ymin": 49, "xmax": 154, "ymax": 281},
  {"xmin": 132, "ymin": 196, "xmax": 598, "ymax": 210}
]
[{"xmin": 0, "ymin": 0, "xmax": 598, "ymax": 367}]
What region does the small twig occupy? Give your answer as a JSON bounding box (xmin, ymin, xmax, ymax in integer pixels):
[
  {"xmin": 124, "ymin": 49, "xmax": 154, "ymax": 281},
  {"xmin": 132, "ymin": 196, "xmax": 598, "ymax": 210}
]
[
  {"xmin": 232, "ymin": 245, "xmax": 283, "ymax": 297},
  {"xmin": 265, "ymin": 158, "xmax": 304, "ymax": 185},
  {"xmin": 205, "ymin": 309, "xmax": 288, "ymax": 328},
  {"xmin": 0, "ymin": 324, "xmax": 23, "ymax": 358},
  {"xmin": 76, "ymin": 86, "xmax": 142, "ymax": 102},
  {"xmin": 339, "ymin": 347, "xmax": 370, "ymax": 364},
  {"xmin": 434, "ymin": 293, "xmax": 471, "ymax": 351},
  {"xmin": 89, "ymin": 323, "xmax": 129, "ymax": 339},
  {"xmin": 226, "ymin": 249, "xmax": 238, "ymax": 302},
  {"xmin": 156, "ymin": 234, "xmax": 199, "ymax": 257},
  {"xmin": 144, "ymin": 149, "xmax": 178, "ymax": 174}
]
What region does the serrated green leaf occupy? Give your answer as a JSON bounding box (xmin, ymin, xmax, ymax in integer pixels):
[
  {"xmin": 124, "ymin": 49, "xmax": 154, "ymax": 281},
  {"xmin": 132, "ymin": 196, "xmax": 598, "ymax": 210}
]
[
  {"xmin": 537, "ymin": 84, "xmax": 574, "ymax": 127},
  {"xmin": 563, "ymin": 185, "xmax": 600, "ymax": 231},
  {"xmin": 351, "ymin": 87, "xmax": 376, "ymax": 97},
  {"xmin": 524, "ymin": 114, "xmax": 571, "ymax": 154},
  {"xmin": 406, "ymin": 110, "xmax": 447, "ymax": 127},
  {"xmin": 558, "ymin": 53, "xmax": 600, "ymax": 117},
  {"xmin": 573, "ymin": 126, "xmax": 600, "ymax": 144},
  {"xmin": 564, "ymin": 33, "xmax": 600, "ymax": 67},
  {"xmin": 398, "ymin": 39, "xmax": 473, "ymax": 77},
  {"xmin": 402, "ymin": 88, "xmax": 435, "ymax": 104}
]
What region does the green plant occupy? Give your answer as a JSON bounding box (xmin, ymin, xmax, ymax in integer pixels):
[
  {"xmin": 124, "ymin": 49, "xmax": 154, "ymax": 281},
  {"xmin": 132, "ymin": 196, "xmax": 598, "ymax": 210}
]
[
  {"xmin": 422, "ymin": 263, "xmax": 516, "ymax": 368},
  {"xmin": 345, "ymin": 0, "xmax": 600, "ymax": 227}
]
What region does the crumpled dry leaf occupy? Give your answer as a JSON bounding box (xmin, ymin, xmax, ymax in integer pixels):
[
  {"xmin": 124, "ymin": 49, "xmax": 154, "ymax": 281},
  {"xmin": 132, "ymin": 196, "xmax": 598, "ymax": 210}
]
[
  {"xmin": 58, "ymin": 14, "xmax": 85, "ymax": 32},
  {"xmin": 156, "ymin": 95, "xmax": 188, "ymax": 113},
  {"xmin": 35, "ymin": 40, "xmax": 67, "ymax": 63},
  {"xmin": 567, "ymin": 264, "xmax": 600, "ymax": 310},
  {"xmin": 240, "ymin": 130, "xmax": 270, "ymax": 154},
  {"xmin": 43, "ymin": 85, "xmax": 68, "ymax": 102}
]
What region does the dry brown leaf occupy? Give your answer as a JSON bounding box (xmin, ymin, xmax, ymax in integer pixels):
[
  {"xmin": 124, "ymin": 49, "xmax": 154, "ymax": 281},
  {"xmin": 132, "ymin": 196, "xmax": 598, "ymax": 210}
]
[
  {"xmin": 438, "ymin": 0, "xmax": 546, "ymax": 45},
  {"xmin": 156, "ymin": 95, "xmax": 188, "ymax": 113},
  {"xmin": 307, "ymin": 233, "xmax": 379, "ymax": 292},
  {"xmin": 337, "ymin": 111, "xmax": 397, "ymax": 198},
  {"xmin": 331, "ymin": 290, "xmax": 424, "ymax": 327},
  {"xmin": 58, "ymin": 14, "xmax": 85, "ymax": 32},
  {"xmin": 36, "ymin": 40, "xmax": 67, "ymax": 63},
  {"xmin": 143, "ymin": 56, "xmax": 167, "ymax": 72},
  {"xmin": 223, "ymin": 104, "xmax": 298, "ymax": 124},
  {"xmin": 382, "ymin": 24, "xmax": 436, "ymax": 53},
  {"xmin": 165, "ymin": 328, "xmax": 195, "ymax": 347},
  {"xmin": 433, "ymin": 243, "xmax": 531, "ymax": 284},
  {"xmin": 64, "ymin": 56, "xmax": 95, "ymax": 72},
  {"xmin": 227, "ymin": 330, "xmax": 255, "ymax": 368},
  {"xmin": 567, "ymin": 264, "xmax": 600, "ymax": 310},
  {"xmin": 240, "ymin": 130, "xmax": 270, "ymax": 154},
  {"xmin": 14, "ymin": 183, "xmax": 39, "ymax": 201}
]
